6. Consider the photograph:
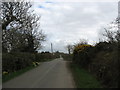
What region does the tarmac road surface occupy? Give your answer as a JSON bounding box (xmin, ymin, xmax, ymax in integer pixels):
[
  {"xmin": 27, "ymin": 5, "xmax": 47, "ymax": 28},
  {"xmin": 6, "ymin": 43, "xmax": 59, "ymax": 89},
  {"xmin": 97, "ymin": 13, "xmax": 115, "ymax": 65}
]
[{"xmin": 3, "ymin": 58, "xmax": 75, "ymax": 88}]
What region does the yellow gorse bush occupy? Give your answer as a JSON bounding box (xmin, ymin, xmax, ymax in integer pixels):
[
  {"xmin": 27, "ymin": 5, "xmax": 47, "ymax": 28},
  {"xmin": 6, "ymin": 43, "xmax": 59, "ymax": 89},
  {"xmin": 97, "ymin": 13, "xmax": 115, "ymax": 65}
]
[{"xmin": 74, "ymin": 44, "xmax": 93, "ymax": 53}]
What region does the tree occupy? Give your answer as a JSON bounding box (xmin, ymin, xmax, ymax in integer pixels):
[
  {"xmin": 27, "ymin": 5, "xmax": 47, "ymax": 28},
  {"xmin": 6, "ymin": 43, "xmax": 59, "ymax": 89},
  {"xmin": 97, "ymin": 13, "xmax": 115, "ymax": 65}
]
[
  {"xmin": 115, "ymin": 17, "xmax": 120, "ymax": 43},
  {"xmin": 102, "ymin": 28, "xmax": 116, "ymax": 43},
  {"xmin": 1, "ymin": 1, "xmax": 45, "ymax": 53},
  {"xmin": 66, "ymin": 44, "xmax": 73, "ymax": 54},
  {"xmin": 77, "ymin": 39, "xmax": 88, "ymax": 45},
  {"xmin": 101, "ymin": 17, "xmax": 120, "ymax": 44}
]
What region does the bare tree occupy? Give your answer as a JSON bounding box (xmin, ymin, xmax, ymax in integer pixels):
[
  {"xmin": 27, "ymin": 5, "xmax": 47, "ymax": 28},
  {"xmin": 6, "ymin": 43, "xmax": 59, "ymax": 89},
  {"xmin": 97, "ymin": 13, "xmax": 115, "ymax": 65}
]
[
  {"xmin": 115, "ymin": 17, "xmax": 120, "ymax": 43},
  {"xmin": 102, "ymin": 28, "xmax": 115, "ymax": 43},
  {"xmin": 115, "ymin": 30, "xmax": 120, "ymax": 43},
  {"xmin": 66, "ymin": 44, "xmax": 73, "ymax": 54},
  {"xmin": 75, "ymin": 39, "xmax": 88, "ymax": 45},
  {"xmin": 1, "ymin": 1, "xmax": 46, "ymax": 53}
]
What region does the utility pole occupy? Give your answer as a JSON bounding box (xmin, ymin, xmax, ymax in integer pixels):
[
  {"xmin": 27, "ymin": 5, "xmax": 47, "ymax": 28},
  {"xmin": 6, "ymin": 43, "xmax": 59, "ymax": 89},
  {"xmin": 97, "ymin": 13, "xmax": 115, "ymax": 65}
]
[{"xmin": 51, "ymin": 43, "xmax": 53, "ymax": 54}]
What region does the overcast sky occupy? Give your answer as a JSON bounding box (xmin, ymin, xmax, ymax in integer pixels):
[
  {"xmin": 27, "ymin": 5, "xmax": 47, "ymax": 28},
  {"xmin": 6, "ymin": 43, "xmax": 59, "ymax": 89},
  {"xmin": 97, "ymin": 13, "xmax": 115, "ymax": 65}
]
[{"xmin": 32, "ymin": 0, "xmax": 118, "ymax": 53}]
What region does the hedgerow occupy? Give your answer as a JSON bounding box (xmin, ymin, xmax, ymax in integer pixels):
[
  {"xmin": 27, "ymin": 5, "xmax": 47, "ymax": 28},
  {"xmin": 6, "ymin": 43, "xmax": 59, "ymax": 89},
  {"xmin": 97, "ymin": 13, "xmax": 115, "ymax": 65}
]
[
  {"xmin": 73, "ymin": 44, "xmax": 93, "ymax": 68},
  {"xmin": 2, "ymin": 52, "xmax": 59, "ymax": 74},
  {"xmin": 72, "ymin": 42, "xmax": 119, "ymax": 88}
]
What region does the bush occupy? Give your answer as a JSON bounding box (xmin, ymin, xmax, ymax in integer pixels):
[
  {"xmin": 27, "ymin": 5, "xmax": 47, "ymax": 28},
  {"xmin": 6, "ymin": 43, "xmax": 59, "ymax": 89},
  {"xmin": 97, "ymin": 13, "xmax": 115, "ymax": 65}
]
[
  {"xmin": 72, "ymin": 41, "xmax": 119, "ymax": 88},
  {"xmin": 2, "ymin": 53, "xmax": 33, "ymax": 73},
  {"xmin": 2, "ymin": 52, "xmax": 59, "ymax": 74},
  {"xmin": 90, "ymin": 51, "xmax": 119, "ymax": 88},
  {"xmin": 73, "ymin": 44, "xmax": 93, "ymax": 68}
]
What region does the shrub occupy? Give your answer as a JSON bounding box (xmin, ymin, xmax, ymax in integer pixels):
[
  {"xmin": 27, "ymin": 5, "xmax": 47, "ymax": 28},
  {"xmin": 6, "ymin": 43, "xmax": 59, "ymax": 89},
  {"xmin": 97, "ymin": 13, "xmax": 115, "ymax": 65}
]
[
  {"xmin": 72, "ymin": 42, "xmax": 119, "ymax": 88},
  {"xmin": 2, "ymin": 53, "xmax": 33, "ymax": 73},
  {"xmin": 2, "ymin": 52, "xmax": 59, "ymax": 74},
  {"xmin": 90, "ymin": 51, "xmax": 119, "ymax": 88},
  {"xmin": 73, "ymin": 44, "xmax": 93, "ymax": 68}
]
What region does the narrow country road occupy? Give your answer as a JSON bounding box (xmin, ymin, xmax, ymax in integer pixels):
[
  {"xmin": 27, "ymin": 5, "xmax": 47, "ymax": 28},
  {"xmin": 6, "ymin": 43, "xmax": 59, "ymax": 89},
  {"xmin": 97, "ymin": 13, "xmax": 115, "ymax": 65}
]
[{"xmin": 3, "ymin": 58, "xmax": 75, "ymax": 88}]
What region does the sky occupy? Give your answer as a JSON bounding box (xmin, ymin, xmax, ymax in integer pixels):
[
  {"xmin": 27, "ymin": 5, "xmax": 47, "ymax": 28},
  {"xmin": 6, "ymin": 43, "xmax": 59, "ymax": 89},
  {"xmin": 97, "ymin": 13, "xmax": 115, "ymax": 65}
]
[{"xmin": 31, "ymin": 0, "xmax": 118, "ymax": 53}]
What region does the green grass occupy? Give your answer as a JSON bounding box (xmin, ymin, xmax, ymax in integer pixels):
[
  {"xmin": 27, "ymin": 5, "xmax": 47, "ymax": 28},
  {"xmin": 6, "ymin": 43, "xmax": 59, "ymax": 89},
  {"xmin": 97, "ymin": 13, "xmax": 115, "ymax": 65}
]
[
  {"xmin": 2, "ymin": 65, "xmax": 36, "ymax": 83},
  {"xmin": 70, "ymin": 64, "xmax": 102, "ymax": 88}
]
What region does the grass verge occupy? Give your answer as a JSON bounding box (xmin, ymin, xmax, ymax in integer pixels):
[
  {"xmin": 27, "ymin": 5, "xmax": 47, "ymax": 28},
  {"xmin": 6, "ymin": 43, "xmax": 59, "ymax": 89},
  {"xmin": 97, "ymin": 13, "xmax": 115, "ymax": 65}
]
[
  {"xmin": 70, "ymin": 63, "xmax": 102, "ymax": 88},
  {"xmin": 2, "ymin": 65, "xmax": 36, "ymax": 83}
]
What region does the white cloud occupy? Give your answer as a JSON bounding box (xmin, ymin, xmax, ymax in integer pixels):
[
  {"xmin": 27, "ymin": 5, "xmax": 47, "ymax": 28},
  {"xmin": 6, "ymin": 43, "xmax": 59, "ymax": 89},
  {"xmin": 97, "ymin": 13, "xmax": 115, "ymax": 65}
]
[{"xmin": 32, "ymin": 1, "xmax": 118, "ymax": 53}]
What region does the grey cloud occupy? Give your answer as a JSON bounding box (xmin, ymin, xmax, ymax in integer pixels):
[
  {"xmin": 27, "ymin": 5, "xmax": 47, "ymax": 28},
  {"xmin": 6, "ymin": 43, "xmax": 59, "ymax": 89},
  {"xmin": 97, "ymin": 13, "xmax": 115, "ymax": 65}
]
[{"xmin": 33, "ymin": 2, "xmax": 118, "ymax": 53}]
